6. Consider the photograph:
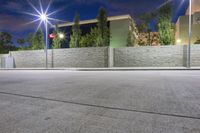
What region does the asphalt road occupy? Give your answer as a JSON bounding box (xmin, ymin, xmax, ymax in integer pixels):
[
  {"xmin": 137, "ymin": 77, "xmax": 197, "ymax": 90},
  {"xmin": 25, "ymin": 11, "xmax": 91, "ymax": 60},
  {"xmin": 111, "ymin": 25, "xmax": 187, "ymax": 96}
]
[{"xmin": 0, "ymin": 70, "xmax": 200, "ymax": 133}]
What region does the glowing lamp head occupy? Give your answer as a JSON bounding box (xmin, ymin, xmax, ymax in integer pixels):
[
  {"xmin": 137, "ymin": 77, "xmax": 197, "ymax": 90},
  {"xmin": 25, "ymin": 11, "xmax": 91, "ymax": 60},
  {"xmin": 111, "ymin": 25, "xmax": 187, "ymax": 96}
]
[
  {"xmin": 59, "ymin": 33, "xmax": 64, "ymax": 39},
  {"xmin": 176, "ymin": 39, "xmax": 182, "ymax": 44},
  {"xmin": 40, "ymin": 14, "xmax": 47, "ymax": 21}
]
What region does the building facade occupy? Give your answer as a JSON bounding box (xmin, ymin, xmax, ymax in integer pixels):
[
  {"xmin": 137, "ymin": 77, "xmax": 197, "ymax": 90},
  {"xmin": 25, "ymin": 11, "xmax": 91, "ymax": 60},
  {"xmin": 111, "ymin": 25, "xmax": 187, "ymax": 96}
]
[
  {"xmin": 50, "ymin": 15, "xmax": 138, "ymax": 48},
  {"xmin": 176, "ymin": 0, "xmax": 200, "ymax": 45}
]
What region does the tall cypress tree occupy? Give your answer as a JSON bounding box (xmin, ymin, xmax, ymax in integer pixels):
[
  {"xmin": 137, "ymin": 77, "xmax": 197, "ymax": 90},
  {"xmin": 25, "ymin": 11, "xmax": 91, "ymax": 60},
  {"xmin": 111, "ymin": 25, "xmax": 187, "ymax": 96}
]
[
  {"xmin": 32, "ymin": 29, "xmax": 44, "ymax": 50},
  {"xmin": 17, "ymin": 38, "xmax": 25, "ymax": 48},
  {"xmin": 97, "ymin": 7, "xmax": 109, "ymax": 47},
  {"xmin": 27, "ymin": 33, "xmax": 34, "ymax": 48},
  {"xmin": 70, "ymin": 13, "xmax": 81, "ymax": 48},
  {"xmin": 157, "ymin": 3, "xmax": 174, "ymax": 45},
  {"xmin": 127, "ymin": 30, "xmax": 132, "ymax": 47},
  {"xmin": 52, "ymin": 24, "xmax": 62, "ymax": 49}
]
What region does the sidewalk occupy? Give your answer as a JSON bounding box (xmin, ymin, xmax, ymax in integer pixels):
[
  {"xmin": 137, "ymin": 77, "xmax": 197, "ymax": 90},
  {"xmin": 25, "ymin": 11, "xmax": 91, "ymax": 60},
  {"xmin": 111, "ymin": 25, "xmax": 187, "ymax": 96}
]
[{"xmin": 1, "ymin": 67, "xmax": 200, "ymax": 71}]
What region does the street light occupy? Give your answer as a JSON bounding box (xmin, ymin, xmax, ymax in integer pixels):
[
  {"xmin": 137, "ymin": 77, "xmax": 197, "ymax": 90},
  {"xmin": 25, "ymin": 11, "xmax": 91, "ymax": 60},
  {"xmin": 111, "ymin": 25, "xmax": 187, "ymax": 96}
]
[
  {"xmin": 40, "ymin": 14, "xmax": 47, "ymax": 21},
  {"xmin": 39, "ymin": 13, "xmax": 49, "ymax": 69},
  {"xmin": 176, "ymin": 39, "xmax": 182, "ymax": 44},
  {"xmin": 187, "ymin": 0, "xmax": 192, "ymax": 68},
  {"xmin": 25, "ymin": 0, "xmax": 64, "ymax": 69},
  {"xmin": 58, "ymin": 33, "xmax": 64, "ymax": 39}
]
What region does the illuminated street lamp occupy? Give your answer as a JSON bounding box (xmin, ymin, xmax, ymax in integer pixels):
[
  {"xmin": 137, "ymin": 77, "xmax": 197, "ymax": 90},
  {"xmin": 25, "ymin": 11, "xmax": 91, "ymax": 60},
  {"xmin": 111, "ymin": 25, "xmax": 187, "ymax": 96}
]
[
  {"xmin": 39, "ymin": 13, "xmax": 49, "ymax": 68},
  {"xmin": 25, "ymin": 0, "xmax": 64, "ymax": 68},
  {"xmin": 58, "ymin": 33, "xmax": 64, "ymax": 39},
  {"xmin": 176, "ymin": 39, "xmax": 182, "ymax": 44}
]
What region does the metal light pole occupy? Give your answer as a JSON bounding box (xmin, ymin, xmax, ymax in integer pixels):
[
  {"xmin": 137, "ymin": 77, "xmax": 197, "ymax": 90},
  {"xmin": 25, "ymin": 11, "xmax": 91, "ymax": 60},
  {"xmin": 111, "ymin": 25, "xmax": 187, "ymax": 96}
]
[
  {"xmin": 187, "ymin": 0, "xmax": 192, "ymax": 68},
  {"xmin": 40, "ymin": 14, "xmax": 48, "ymax": 69},
  {"xmin": 45, "ymin": 20, "xmax": 48, "ymax": 69}
]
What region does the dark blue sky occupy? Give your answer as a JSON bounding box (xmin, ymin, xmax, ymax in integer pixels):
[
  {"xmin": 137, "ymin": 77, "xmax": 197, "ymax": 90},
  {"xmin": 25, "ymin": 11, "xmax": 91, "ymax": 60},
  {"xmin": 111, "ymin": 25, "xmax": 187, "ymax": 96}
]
[{"xmin": 0, "ymin": 0, "xmax": 188, "ymax": 45}]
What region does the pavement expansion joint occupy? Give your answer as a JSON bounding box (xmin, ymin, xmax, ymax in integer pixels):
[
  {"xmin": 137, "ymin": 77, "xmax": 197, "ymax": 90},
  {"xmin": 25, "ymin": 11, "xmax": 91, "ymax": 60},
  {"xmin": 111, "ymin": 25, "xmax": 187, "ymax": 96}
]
[{"xmin": 0, "ymin": 91, "xmax": 199, "ymax": 120}]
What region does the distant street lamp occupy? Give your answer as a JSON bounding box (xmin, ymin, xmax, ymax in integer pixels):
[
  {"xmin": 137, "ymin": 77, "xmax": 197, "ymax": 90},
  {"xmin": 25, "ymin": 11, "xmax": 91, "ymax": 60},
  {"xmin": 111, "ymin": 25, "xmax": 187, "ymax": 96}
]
[
  {"xmin": 187, "ymin": 0, "xmax": 192, "ymax": 68},
  {"xmin": 176, "ymin": 39, "xmax": 182, "ymax": 44},
  {"xmin": 58, "ymin": 33, "xmax": 64, "ymax": 39},
  {"xmin": 39, "ymin": 13, "xmax": 49, "ymax": 68}
]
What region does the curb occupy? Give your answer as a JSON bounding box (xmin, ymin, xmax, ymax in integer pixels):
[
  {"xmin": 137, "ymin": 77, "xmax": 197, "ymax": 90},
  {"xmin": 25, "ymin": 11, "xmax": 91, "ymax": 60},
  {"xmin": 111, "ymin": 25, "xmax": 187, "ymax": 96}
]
[{"xmin": 1, "ymin": 68, "xmax": 200, "ymax": 71}]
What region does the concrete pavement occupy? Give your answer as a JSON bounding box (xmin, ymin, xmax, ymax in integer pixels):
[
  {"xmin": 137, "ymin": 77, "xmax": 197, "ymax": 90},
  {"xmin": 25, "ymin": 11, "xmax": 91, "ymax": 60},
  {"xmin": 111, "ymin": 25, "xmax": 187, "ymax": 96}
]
[{"xmin": 0, "ymin": 70, "xmax": 200, "ymax": 132}]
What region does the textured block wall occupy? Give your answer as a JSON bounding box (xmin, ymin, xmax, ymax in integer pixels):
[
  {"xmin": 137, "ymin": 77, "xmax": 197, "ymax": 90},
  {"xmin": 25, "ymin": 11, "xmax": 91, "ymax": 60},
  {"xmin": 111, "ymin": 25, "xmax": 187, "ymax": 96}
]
[
  {"xmin": 10, "ymin": 47, "xmax": 108, "ymax": 68},
  {"xmin": 10, "ymin": 50, "xmax": 46, "ymax": 68},
  {"xmin": 51, "ymin": 47, "xmax": 108, "ymax": 68},
  {"xmin": 0, "ymin": 54, "xmax": 9, "ymax": 68},
  {"xmin": 114, "ymin": 45, "xmax": 200, "ymax": 67},
  {"xmin": 191, "ymin": 45, "xmax": 200, "ymax": 66},
  {"xmin": 3, "ymin": 45, "xmax": 200, "ymax": 68}
]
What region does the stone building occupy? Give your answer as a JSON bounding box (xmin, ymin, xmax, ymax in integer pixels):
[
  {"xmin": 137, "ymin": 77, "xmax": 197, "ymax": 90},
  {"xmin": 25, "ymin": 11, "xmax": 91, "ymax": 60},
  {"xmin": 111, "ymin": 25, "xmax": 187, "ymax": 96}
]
[{"xmin": 176, "ymin": 0, "xmax": 200, "ymax": 44}]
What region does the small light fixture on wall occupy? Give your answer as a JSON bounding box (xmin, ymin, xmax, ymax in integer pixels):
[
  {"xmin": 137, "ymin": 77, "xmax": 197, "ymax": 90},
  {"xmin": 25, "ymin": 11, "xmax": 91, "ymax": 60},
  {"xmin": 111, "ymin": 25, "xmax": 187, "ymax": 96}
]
[
  {"xmin": 59, "ymin": 33, "xmax": 64, "ymax": 39},
  {"xmin": 176, "ymin": 39, "xmax": 182, "ymax": 44}
]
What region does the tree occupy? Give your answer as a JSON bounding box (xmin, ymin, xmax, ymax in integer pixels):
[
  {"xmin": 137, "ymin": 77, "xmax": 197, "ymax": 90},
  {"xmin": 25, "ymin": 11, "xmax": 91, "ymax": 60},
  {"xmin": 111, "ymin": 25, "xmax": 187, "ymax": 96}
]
[
  {"xmin": 137, "ymin": 1, "xmax": 175, "ymax": 46},
  {"xmin": 137, "ymin": 22, "xmax": 148, "ymax": 33},
  {"xmin": 157, "ymin": 2, "xmax": 172, "ymax": 20},
  {"xmin": 27, "ymin": 33, "xmax": 34, "ymax": 48},
  {"xmin": 80, "ymin": 27, "xmax": 99, "ymax": 47},
  {"xmin": 17, "ymin": 38, "xmax": 25, "ymax": 46},
  {"xmin": 171, "ymin": 24, "xmax": 176, "ymax": 45},
  {"xmin": 97, "ymin": 7, "xmax": 109, "ymax": 46},
  {"xmin": 0, "ymin": 32, "xmax": 17, "ymax": 54},
  {"xmin": 0, "ymin": 45, "xmax": 17, "ymax": 54},
  {"xmin": 69, "ymin": 13, "xmax": 81, "ymax": 48},
  {"xmin": 17, "ymin": 38, "xmax": 26, "ymax": 50},
  {"xmin": 157, "ymin": 3, "xmax": 174, "ymax": 45},
  {"xmin": 52, "ymin": 24, "xmax": 62, "ymax": 49},
  {"xmin": 36, "ymin": 29, "xmax": 44, "ymax": 49},
  {"xmin": 127, "ymin": 19, "xmax": 138, "ymax": 47},
  {"xmin": 127, "ymin": 31, "xmax": 132, "ymax": 47},
  {"xmin": 137, "ymin": 13, "xmax": 157, "ymax": 45},
  {"xmin": 0, "ymin": 32, "xmax": 12, "ymax": 45},
  {"xmin": 32, "ymin": 29, "xmax": 45, "ymax": 50},
  {"xmin": 138, "ymin": 14, "xmax": 152, "ymax": 33},
  {"xmin": 158, "ymin": 18, "xmax": 173, "ymax": 45}
]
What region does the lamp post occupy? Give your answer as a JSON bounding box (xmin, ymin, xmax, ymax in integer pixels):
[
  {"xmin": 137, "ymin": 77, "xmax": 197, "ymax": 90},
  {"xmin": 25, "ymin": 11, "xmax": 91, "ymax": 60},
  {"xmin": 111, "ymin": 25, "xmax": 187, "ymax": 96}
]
[
  {"xmin": 40, "ymin": 14, "xmax": 48, "ymax": 69},
  {"xmin": 187, "ymin": 0, "xmax": 192, "ymax": 68},
  {"xmin": 45, "ymin": 20, "xmax": 48, "ymax": 69},
  {"xmin": 25, "ymin": 0, "xmax": 64, "ymax": 68}
]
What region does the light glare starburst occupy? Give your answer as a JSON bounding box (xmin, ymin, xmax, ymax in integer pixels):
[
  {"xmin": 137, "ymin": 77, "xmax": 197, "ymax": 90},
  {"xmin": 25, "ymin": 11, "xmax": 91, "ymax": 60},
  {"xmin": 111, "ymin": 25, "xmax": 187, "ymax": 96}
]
[
  {"xmin": 40, "ymin": 14, "xmax": 47, "ymax": 21},
  {"xmin": 24, "ymin": 0, "xmax": 66, "ymax": 32},
  {"xmin": 23, "ymin": 0, "xmax": 67, "ymax": 68}
]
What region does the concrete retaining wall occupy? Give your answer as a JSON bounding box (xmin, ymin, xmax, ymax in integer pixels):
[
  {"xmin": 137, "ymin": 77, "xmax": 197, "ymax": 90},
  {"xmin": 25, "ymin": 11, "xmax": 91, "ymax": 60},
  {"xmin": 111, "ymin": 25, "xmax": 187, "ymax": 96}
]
[
  {"xmin": 10, "ymin": 50, "xmax": 46, "ymax": 68},
  {"xmin": 52, "ymin": 48, "xmax": 108, "ymax": 68},
  {"xmin": 114, "ymin": 45, "xmax": 200, "ymax": 67},
  {"xmin": 0, "ymin": 54, "xmax": 9, "ymax": 68},
  {"xmin": 191, "ymin": 45, "xmax": 200, "ymax": 66},
  {"xmin": 10, "ymin": 47, "xmax": 108, "ymax": 68},
  {"xmin": 2, "ymin": 45, "xmax": 200, "ymax": 68}
]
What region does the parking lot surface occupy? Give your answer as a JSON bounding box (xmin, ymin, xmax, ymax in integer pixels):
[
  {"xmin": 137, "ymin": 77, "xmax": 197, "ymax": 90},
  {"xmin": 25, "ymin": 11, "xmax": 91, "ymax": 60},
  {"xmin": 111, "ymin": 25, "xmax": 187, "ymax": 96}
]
[{"xmin": 0, "ymin": 70, "xmax": 200, "ymax": 133}]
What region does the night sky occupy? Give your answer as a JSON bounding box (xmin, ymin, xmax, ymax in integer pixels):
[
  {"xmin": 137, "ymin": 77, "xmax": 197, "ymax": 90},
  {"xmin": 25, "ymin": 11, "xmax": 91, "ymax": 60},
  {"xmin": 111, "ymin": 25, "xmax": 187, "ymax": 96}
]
[{"xmin": 0, "ymin": 0, "xmax": 188, "ymax": 46}]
